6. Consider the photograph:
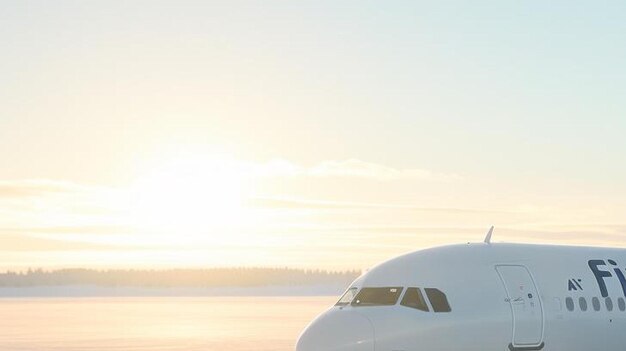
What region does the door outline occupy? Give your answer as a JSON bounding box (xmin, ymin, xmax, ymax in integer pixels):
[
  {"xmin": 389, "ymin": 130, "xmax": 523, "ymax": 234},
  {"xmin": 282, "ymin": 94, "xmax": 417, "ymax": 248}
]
[{"xmin": 495, "ymin": 264, "xmax": 545, "ymax": 349}]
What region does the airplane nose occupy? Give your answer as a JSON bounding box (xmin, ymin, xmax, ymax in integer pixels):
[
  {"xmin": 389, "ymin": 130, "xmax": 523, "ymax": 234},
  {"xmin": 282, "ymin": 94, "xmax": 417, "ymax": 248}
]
[{"xmin": 296, "ymin": 309, "xmax": 374, "ymax": 351}]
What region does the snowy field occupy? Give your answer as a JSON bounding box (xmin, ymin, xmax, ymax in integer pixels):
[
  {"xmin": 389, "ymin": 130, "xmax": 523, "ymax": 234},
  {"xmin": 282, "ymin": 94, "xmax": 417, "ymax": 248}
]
[{"xmin": 0, "ymin": 296, "xmax": 335, "ymax": 351}]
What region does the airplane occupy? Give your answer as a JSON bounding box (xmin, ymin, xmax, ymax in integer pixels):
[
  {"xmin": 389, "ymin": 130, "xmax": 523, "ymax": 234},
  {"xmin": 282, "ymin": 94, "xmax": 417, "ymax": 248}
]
[{"xmin": 296, "ymin": 227, "xmax": 626, "ymax": 351}]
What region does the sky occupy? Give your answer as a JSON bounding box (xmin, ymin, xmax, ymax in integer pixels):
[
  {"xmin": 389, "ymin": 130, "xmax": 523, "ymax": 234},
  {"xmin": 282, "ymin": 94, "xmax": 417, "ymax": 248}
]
[{"xmin": 2, "ymin": 1, "xmax": 626, "ymax": 270}]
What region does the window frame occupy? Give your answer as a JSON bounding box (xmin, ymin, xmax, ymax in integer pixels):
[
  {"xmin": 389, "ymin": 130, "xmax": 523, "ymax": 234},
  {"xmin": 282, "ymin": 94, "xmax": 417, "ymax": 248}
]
[
  {"xmin": 565, "ymin": 297, "xmax": 575, "ymax": 311},
  {"xmin": 351, "ymin": 287, "xmax": 404, "ymax": 307},
  {"xmin": 400, "ymin": 287, "xmax": 430, "ymax": 312},
  {"xmin": 335, "ymin": 287, "xmax": 359, "ymax": 306},
  {"xmin": 606, "ymin": 297, "xmax": 613, "ymax": 311},
  {"xmin": 592, "ymin": 297, "xmax": 601, "ymax": 311},
  {"xmin": 424, "ymin": 288, "xmax": 452, "ymax": 312}
]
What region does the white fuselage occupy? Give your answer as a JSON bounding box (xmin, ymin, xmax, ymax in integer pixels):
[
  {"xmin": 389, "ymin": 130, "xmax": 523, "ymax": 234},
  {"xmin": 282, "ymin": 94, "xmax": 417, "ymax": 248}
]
[{"xmin": 296, "ymin": 242, "xmax": 626, "ymax": 351}]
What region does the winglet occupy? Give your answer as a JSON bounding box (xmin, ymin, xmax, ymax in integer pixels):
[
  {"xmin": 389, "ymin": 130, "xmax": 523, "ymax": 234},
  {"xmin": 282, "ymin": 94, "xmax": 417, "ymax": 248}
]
[{"xmin": 484, "ymin": 226, "xmax": 494, "ymax": 244}]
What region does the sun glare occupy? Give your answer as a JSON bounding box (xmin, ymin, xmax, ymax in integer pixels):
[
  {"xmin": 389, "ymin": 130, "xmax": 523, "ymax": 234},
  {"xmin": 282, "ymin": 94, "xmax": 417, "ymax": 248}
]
[{"xmin": 129, "ymin": 156, "xmax": 251, "ymax": 233}]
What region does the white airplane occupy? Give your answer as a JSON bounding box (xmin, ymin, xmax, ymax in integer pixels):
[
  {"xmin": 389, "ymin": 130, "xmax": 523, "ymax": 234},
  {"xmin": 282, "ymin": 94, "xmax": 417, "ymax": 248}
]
[{"xmin": 296, "ymin": 227, "xmax": 626, "ymax": 351}]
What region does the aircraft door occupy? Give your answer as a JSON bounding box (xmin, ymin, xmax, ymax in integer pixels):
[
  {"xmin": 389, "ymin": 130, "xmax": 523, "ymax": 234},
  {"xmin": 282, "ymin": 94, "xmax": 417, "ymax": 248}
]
[{"xmin": 496, "ymin": 265, "xmax": 544, "ymax": 348}]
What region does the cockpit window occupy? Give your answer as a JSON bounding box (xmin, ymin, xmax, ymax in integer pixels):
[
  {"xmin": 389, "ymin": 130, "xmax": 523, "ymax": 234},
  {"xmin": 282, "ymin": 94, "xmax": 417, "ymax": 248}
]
[
  {"xmin": 351, "ymin": 287, "xmax": 403, "ymax": 307},
  {"xmin": 401, "ymin": 287, "xmax": 429, "ymax": 311},
  {"xmin": 336, "ymin": 287, "xmax": 358, "ymax": 306},
  {"xmin": 425, "ymin": 288, "xmax": 451, "ymax": 312}
]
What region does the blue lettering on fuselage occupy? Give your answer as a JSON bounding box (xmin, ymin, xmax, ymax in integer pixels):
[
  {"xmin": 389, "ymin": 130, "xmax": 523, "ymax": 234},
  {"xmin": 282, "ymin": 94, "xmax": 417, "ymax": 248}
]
[{"xmin": 588, "ymin": 259, "xmax": 626, "ymax": 298}]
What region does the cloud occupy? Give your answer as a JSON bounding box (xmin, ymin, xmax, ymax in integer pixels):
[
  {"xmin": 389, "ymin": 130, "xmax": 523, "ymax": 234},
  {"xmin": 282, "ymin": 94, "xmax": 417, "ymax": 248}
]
[
  {"xmin": 307, "ymin": 159, "xmax": 462, "ymax": 181},
  {"xmin": 246, "ymin": 196, "xmax": 504, "ymax": 213},
  {"xmin": 246, "ymin": 197, "xmax": 360, "ymax": 210},
  {"xmin": 253, "ymin": 158, "xmax": 462, "ymax": 182},
  {"xmin": 140, "ymin": 157, "xmax": 459, "ymax": 182},
  {"xmin": 246, "ymin": 197, "xmax": 420, "ymax": 210},
  {"xmin": 0, "ymin": 232, "xmax": 124, "ymax": 251},
  {"xmin": 0, "ymin": 179, "xmax": 127, "ymax": 238},
  {"xmin": 0, "ymin": 179, "xmax": 87, "ymax": 198},
  {"xmin": 0, "ymin": 225, "xmax": 134, "ymax": 236}
]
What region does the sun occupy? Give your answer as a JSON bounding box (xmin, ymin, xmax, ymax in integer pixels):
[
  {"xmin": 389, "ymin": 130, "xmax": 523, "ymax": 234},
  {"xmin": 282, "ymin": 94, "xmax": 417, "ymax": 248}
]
[{"xmin": 128, "ymin": 155, "xmax": 251, "ymax": 233}]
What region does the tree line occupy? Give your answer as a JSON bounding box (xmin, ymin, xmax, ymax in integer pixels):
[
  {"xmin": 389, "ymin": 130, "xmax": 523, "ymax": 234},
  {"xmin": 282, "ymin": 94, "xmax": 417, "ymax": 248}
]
[{"xmin": 0, "ymin": 268, "xmax": 361, "ymax": 287}]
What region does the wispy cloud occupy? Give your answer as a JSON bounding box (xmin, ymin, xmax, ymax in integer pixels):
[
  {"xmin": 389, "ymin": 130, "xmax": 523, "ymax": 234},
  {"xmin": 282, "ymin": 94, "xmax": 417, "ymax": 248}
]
[
  {"xmin": 0, "ymin": 179, "xmax": 87, "ymax": 198},
  {"xmin": 253, "ymin": 158, "xmax": 462, "ymax": 182},
  {"xmin": 4, "ymin": 160, "xmax": 623, "ymax": 269},
  {"xmin": 0, "ymin": 225, "xmax": 134, "ymax": 236},
  {"xmin": 0, "ymin": 232, "xmax": 124, "ymax": 251},
  {"xmin": 246, "ymin": 196, "xmax": 503, "ymax": 213},
  {"xmin": 306, "ymin": 159, "xmax": 462, "ymax": 181}
]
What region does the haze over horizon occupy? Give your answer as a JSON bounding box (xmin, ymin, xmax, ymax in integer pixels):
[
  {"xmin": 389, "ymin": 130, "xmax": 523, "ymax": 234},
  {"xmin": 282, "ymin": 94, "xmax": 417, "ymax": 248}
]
[{"xmin": 2, "ymin": 1, "xmax": 626, "ymax": 271}]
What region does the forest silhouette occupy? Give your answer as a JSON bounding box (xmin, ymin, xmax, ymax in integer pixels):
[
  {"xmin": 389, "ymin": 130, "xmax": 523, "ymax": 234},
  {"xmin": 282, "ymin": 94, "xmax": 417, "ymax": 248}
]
[{"xmin": 0, "ymin": 268, "xmax": 360, "ymax": 287}]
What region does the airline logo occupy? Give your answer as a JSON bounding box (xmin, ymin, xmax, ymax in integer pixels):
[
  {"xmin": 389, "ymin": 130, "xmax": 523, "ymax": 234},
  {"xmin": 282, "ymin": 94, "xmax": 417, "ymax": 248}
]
[
  {"xmin": 588, "ymin": 259, "xmax": 626, "ymax": 298},
  {"xmin": 568, "ymin": 278, "xmax": 583, "ymax": 291}
]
